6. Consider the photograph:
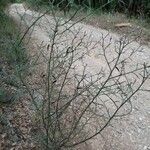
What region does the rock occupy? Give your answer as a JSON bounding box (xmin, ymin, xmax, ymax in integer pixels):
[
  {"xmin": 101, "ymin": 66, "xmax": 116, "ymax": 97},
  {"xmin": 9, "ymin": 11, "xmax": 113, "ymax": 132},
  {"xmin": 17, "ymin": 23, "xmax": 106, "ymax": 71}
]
[{"xmin": 115, "ymin": 23, "xmax": 132, "ymax": 28}]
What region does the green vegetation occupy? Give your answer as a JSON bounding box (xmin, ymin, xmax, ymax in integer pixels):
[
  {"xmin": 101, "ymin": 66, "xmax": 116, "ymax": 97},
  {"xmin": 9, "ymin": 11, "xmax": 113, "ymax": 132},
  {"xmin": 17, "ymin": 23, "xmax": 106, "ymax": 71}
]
[
  {"xmin": 0, "ymin": 0, "xmax": 28, "ymax": 104},
  {"xmin": 26, "ymin": 0, "xmax": 150, "ymax": 18}
]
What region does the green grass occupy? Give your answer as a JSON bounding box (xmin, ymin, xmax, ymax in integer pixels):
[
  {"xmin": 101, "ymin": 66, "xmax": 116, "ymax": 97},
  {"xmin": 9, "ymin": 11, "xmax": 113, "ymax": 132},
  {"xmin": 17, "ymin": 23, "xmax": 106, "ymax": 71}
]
[
  {"xmin": 0, "ymin": 11, "xmax": 28, "ymax": 68},
  {"xmin": 0, "ymin": 4, "xmax": 28, "ymax": 104}
]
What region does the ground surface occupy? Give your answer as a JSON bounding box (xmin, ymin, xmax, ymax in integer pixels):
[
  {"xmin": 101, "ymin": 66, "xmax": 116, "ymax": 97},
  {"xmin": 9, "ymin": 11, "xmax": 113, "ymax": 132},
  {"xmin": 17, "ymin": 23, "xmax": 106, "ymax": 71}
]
[{"xmin": 1, "ymin": 3, "xmax": 150, "ymax": 150}]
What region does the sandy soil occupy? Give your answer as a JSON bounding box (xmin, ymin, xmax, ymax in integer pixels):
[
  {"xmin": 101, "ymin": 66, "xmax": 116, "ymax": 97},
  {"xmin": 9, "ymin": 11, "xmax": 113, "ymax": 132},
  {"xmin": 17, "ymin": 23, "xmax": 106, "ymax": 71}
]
[{"xmin": 7, "ymin": 3, "xmax": 150, "ymax": 150}]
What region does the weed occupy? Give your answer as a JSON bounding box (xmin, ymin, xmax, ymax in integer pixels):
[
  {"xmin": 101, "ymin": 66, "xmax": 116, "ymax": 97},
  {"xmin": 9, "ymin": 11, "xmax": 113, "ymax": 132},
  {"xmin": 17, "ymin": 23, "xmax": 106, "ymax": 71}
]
[{"xmin": 0, "ymin": 4, "xmax": 28, "ymax": 104}]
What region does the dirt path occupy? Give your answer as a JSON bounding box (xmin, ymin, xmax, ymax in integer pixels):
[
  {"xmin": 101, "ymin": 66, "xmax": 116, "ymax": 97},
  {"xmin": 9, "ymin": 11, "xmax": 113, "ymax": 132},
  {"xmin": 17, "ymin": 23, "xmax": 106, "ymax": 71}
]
[{"xmin": 8, "ymin": 3, "xmax": 150, "ymax": 150}]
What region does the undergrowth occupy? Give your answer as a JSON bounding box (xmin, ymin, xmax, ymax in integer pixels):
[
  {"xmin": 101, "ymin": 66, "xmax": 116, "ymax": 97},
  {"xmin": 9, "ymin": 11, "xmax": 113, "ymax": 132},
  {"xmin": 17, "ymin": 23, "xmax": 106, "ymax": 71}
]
[{"xmin": 0, "ymin": 3, "xmax": 28, "ymax": 104}]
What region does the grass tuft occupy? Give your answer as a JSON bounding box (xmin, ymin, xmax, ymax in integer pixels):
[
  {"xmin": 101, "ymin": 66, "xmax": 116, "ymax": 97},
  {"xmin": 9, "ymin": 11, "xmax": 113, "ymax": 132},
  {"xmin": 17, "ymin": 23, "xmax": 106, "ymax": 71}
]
[{"xmin": 0, "ymin": 3, "xmax": 28, "ymax": 104}]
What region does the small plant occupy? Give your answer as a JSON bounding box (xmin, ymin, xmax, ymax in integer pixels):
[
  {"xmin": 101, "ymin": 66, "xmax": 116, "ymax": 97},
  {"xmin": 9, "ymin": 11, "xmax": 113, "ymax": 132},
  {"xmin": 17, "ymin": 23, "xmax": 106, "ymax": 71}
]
[
  {"xmin": 10, "ymin": 3, "xmax": 150, "ymax": 149},
  {"xmin": 0, "ymin": 88, "xmax": 6, "ymax": 102},
  {"xmin": 0, "ymin": 2, "xmax": 28, "ymax": 105}
]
